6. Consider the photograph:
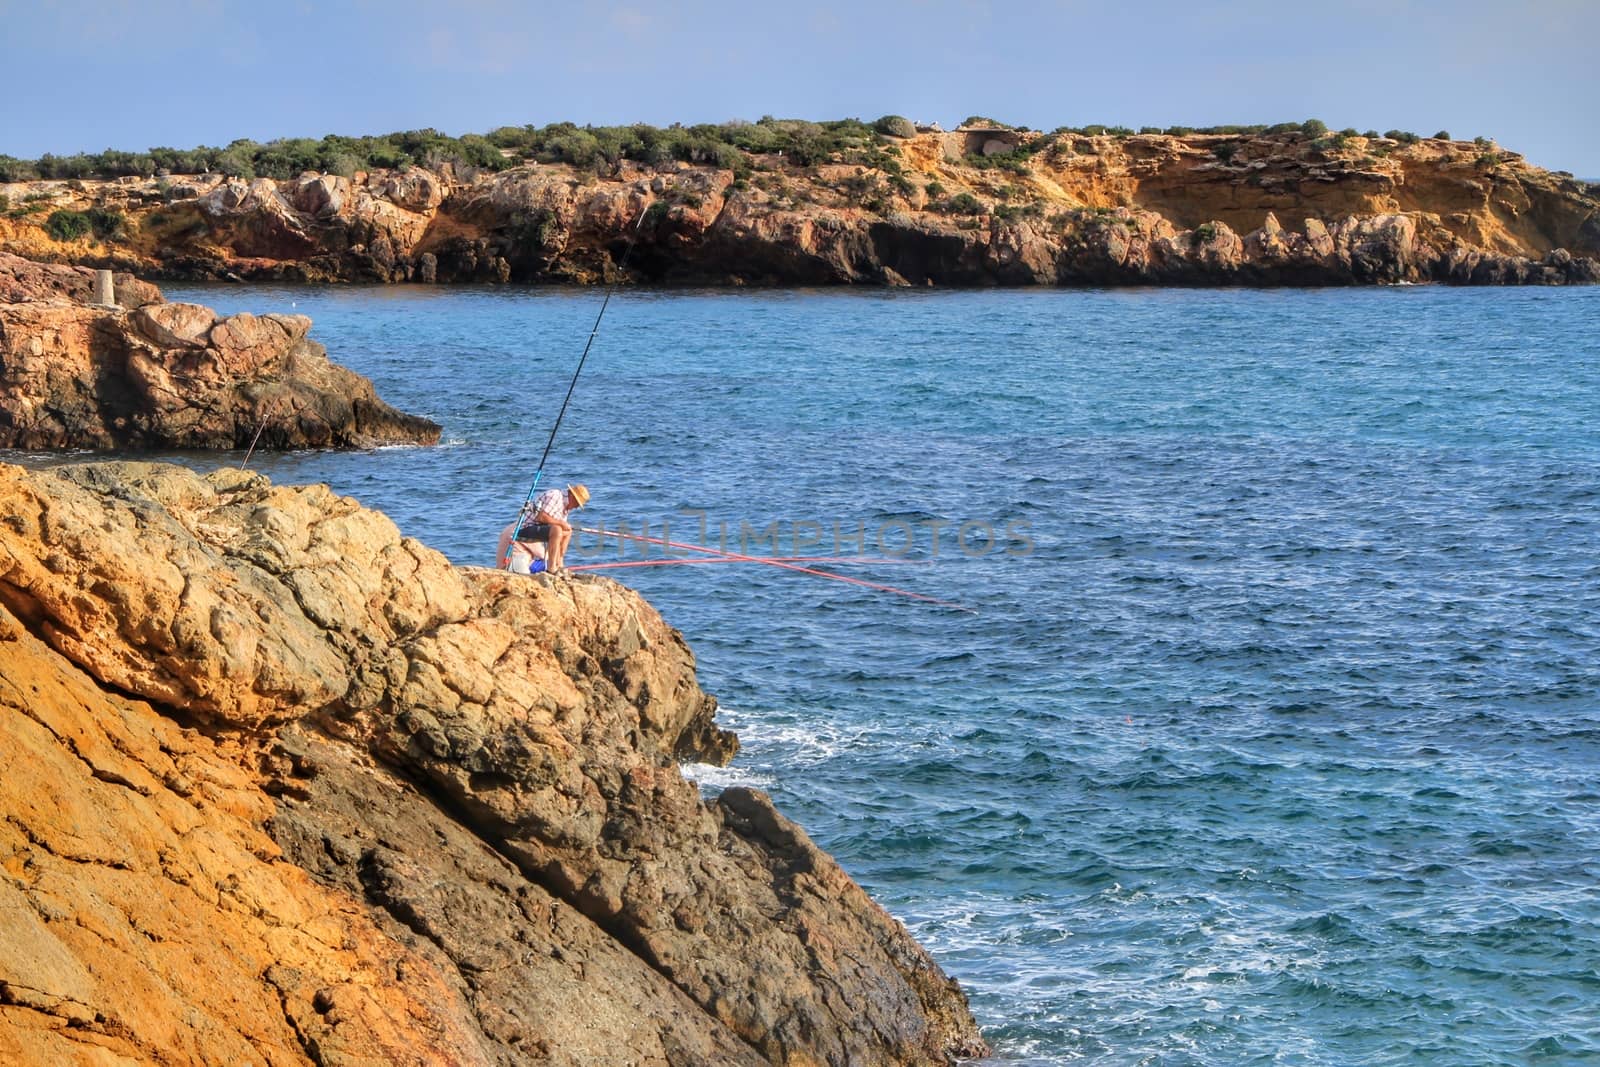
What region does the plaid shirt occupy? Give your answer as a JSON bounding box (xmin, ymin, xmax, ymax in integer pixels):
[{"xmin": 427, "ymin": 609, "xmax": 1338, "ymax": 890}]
[{"xmin": 530, "ymin": 488, "xmax": 568, "ymax": 523}]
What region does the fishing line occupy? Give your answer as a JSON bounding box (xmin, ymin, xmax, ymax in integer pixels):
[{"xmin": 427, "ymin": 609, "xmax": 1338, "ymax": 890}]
[
  {"xmin": 568, "ymin": 555, "xmax": 929, "ymax": 572},
  {"xmin": 577, "ymin": 526, "xmax": 977, "ymax": 613},
  {"xmin": 504, "ymin": 207, "xmax": 650, "ymax": 559}
]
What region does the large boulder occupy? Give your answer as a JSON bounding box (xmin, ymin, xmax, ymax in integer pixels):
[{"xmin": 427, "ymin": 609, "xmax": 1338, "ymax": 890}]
[
  {"xmin": 0, "ymin": 250, "xmax": 162, "ymax": 307},
  {"xmin": 0, "ymin": 254, "xmax": 439, "ymax": 450},
  {"xmin": 289, "ymin": 173, "xmax": 350, "ymax": 219},
  {"xmin": 197, "ymin": 177, "xmax": 321, "ymax": 259},
  {"xmin": 378, "ymin": 166, "xmax": 448, "ymax": 213},
  {"xmin": 0, "ymin": 461, "xmax": 988, "ymax": 1065},
  {"xmin": 131, "ymin": 300, "xmax": 217, "ymax": 346}
]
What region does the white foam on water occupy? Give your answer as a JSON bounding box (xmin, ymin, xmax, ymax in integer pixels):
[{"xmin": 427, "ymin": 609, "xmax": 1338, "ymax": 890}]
[
  {"xmin": 679, "ymin": 762, "xmax": 773, "ymax": 793},
  {"xmin": 676, "ymin": 703, "xmax": 885, "ymax": 795},
  {"xmin": 1176, "ymin": 924, "xmax": 1326, "ymax": 988},
  {"xmin": 713, "ymin": 705, "xmax": 891, "ymax": 769}
]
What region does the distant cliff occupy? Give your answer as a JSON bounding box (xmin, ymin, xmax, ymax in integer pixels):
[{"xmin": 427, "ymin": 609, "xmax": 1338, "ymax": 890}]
[
  {"xmin": 3, "ymin": 128, "xmax": 1597, "ymax": 286},
  {"xmin": 0, "ymin": 461, "xmax": 987, "ymax": 1065}
]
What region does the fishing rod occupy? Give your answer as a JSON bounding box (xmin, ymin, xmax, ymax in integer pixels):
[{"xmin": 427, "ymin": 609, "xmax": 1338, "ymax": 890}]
[
  {"xmin": 568, "ymin": 555, "xmax": 929, "ymax": 573},
  {"xmin": 506, "ymin": 208, "xmax": 650, "ymax": 558},
  {"xmin": 239, "ymin": 395, "xmax": 279, "ymax": 470},
  {"xmin": 577, "ymin": 526, "xmax": 977, "ymax": 614}
]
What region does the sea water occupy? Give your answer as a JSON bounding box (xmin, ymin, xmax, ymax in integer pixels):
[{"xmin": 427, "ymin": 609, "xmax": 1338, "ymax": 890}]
[{"xmin": 52, "ymin": 284, "xmax": 1600, "ymax": 1063}]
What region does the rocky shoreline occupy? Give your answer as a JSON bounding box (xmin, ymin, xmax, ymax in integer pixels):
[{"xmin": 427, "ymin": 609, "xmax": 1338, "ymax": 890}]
[
  {"xmin": 0, "ymin": 460, "xmax": 988, "ymax": 1065},
  {"xmin": 0, "ymin": 252, "xmax": 438, "ymax": 450},
  {"xmin": 3, "ymin": 129, "xmax": 1596, "ymax": 287}
]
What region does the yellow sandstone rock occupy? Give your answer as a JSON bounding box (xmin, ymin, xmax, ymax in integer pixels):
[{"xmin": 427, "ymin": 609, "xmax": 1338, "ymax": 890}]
[
  {"xmin": 0, "ymin": 253, "xmax": 440, "ymax": 450},
  {"xmin": 4, "ymin": 130, "xmax": 1595, "ymax": 285},
  {"xmin": 0, "ymin": 461, "xmax": 986, "ymax": 1065}
]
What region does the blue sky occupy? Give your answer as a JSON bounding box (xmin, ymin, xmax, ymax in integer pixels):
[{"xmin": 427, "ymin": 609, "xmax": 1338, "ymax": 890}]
[{"xmin": 3, "ymin": 0, "xmax": 1597, "ymax": 175}]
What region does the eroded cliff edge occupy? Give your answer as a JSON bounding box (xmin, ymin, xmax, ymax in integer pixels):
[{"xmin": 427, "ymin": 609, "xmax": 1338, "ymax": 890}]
[
  {"xmin": 3, "ymin": 128, "xmax": 1596, "ymax": 286},
  {"xmin": 0, "ymin": 253, "xmax": 439, "ymax": 450},
  {"xmin": 0, "ymin": 461, "xmax": 986, "ymax": 1065}
]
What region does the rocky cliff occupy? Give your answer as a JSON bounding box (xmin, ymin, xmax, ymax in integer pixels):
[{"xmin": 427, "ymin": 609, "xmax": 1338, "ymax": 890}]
[
  {"xmin": 4, "ymin": 129, "xmax": 1597, "ymax": 286},
  {"xmin": 0, "ymin": 461, "xmax": 987, "ymax": 1065},
  {"xmin": 0, "ymin": 253, "xmax": 439, "ymax": 449}
]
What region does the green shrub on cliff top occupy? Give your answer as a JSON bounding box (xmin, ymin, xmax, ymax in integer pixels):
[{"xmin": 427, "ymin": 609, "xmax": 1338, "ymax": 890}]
[
  {"xmin": 325, "ymin": 152, "xmax": 362, "ymax": 178},
  {"xmin": 966, "ymin": 148, "xmax": 1034, "ymax": 175},
  {"xmin": 873, "ymin": 115, "xmax": 916, "ymax": 138},
  {"xmin": 40, "ymin": 207, "xmax": 124, "ymax": 241},
  {"xmin": 0, "ymin": 155, "xmax": 37, "ymax": 182},
  {"xmin": 86, "ymin": 207, "xmax": 126, "ymax": 239},
  {"xmin": 3, "ymin": 128, "xmax": 523, "ymax": 183},
  {"xmin": 478, "ymin": 117, "xmax": 882, "ymax": 173},
  {"xmin": 214, "ymin": 140, "xmax": 258, "ymax": 178},
  {"xmin": 34, "ymin": 153, "xmax": 95, "ymax": 179},
  {"xmin": 45, "ymin": 209, "xmax": 91, "ymax": 241},
  {"xmin": 994, "ymin": 201, "xmax": 1044, "ymax": 221},
  {"xmin": 9, "ymin": 117, "xmax": 1489, "ymax": 183},
  {"xmin": 941, "ymin": 192, "xmax": 987, "ymax": 215}
]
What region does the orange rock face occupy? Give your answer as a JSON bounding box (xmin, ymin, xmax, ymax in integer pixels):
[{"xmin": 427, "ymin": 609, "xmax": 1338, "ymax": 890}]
[
  {"xmin": 0, "ymin": 461, "xmax": 987, "ymax": 1065},
  {"xmin": 0, "ymin": 608, "xmax": 489, "ymax": 1065},
  {"xmin": 0, "ymin": 253, "xmax": 440, "ymax": 450},
  {"xmin": 3, "ymin": 131, "xmax": 1596, "ymax": 286}
]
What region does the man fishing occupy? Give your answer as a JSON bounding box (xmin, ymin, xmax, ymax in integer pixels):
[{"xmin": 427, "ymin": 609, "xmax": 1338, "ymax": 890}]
[{"xmin": 502, "ymin": 483, "xmax": 588, "ymax": 575}]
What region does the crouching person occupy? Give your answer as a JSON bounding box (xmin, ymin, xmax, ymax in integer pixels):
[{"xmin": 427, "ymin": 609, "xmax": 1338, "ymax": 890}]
[{"xmin": 496, "ymin": 483, "xmax": 589, "ymax": 575}]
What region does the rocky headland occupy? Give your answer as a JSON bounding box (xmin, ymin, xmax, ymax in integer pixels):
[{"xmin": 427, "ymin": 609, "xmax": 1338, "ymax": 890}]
[
  {"xmin": 0, "ymin": 460, "xmax": 987, "ymax": 1065},
  {"xmin": 3, "ymin": 127, "xmax": 1597, "ymax": 287},
  {"xmin": 0, "ymin": 252, "xmax": 439, "ymax": 450}
]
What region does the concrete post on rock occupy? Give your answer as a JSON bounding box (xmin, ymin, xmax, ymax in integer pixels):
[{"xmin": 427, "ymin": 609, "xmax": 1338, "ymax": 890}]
[{"xmin": 92, "ymin": 269, "xmax": 117, "ymax": 307}]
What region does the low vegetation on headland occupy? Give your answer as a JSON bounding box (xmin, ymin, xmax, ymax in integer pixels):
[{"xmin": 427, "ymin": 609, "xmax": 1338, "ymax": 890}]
[
  {"xmin": 3, "ymin": 116, "xmax": 1597, "ymax": 286},
  {"xmin": 0, "ymin": 117, "xmax": 1572, "ymax": 184}
]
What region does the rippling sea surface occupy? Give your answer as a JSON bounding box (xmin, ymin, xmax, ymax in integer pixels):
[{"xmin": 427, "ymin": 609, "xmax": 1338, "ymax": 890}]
[{"xmin": 41, "ymin": 284, "xmax": 1600, "ymax": 1063}]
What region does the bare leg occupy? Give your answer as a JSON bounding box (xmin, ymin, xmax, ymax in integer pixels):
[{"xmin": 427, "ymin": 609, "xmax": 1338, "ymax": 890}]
[{"xmin": 549, "ymin": 526, "xmax": 571, "ymax": 571}]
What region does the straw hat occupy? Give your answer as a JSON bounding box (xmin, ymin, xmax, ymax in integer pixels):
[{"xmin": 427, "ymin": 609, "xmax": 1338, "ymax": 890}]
[{"xmin": 567, "ymin": 483, "xmax": 590, "ymax": 508}]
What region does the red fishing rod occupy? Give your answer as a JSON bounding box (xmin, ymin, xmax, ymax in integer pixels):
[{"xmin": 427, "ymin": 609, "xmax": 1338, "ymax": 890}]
[{"xmin": 576, "ymin": 526, "xmax": 976, "ymax": 614}]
